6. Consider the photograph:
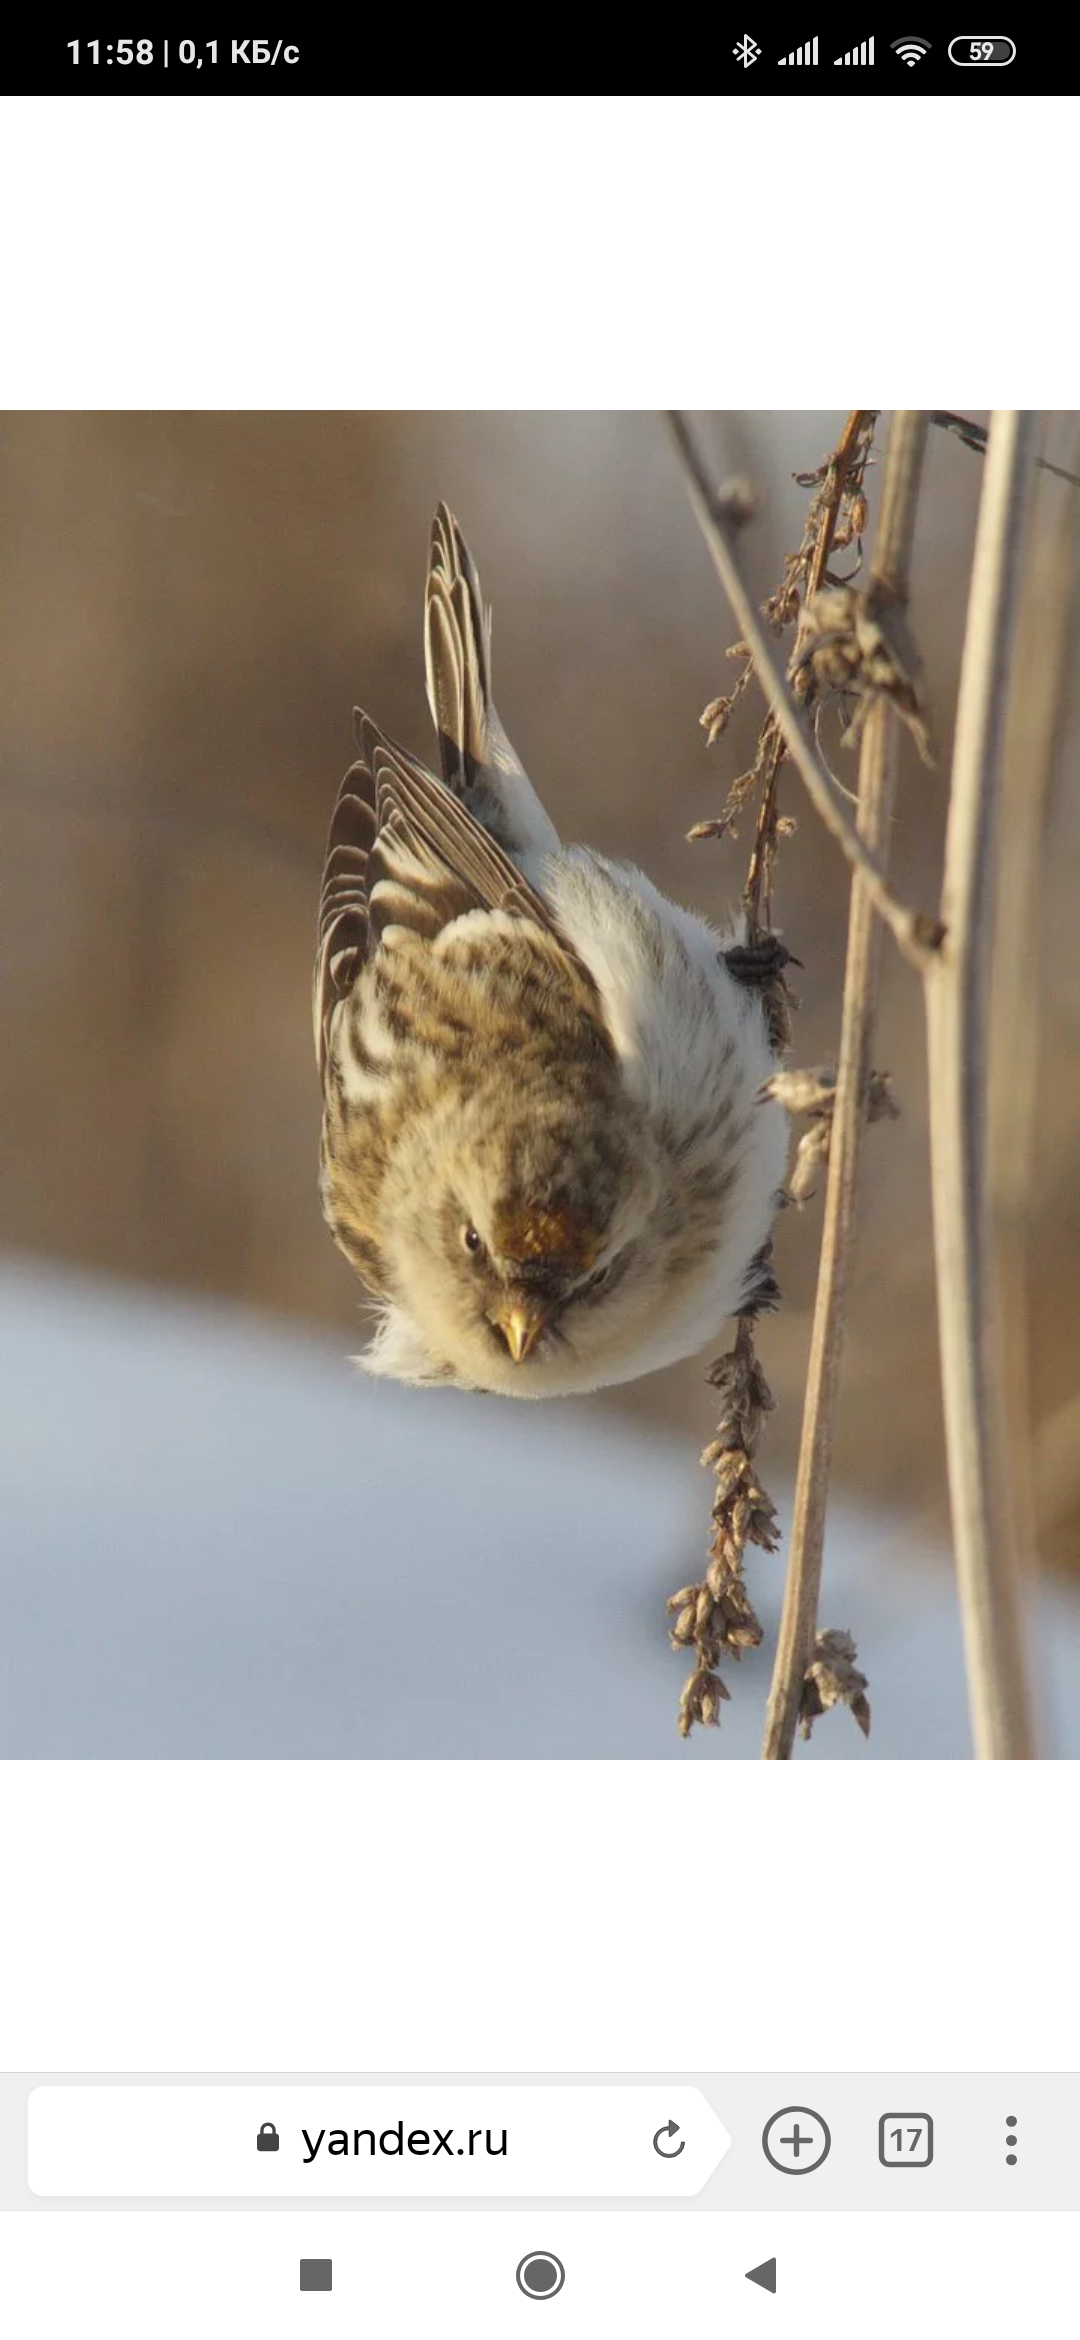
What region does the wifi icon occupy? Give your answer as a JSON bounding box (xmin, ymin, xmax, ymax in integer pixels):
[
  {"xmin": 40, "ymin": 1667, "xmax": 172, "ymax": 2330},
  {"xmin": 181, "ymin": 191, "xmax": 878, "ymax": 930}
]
[{"xmin": 891, "ymin": 34, "xmax": 931, "ymax": 64}]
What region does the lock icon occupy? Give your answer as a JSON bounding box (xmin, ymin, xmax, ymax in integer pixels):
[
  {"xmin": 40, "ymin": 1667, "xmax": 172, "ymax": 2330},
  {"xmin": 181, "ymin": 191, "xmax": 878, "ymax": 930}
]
[{"xmin": 257, "ymin": 2121, "xmax": 280, "ymax": 2153}]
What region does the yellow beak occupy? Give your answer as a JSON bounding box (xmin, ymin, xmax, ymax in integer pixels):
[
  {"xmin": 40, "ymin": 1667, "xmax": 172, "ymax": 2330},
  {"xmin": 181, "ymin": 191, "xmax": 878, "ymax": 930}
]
[{"xmin": 494, "ymin": 1300, "xmax": 548, "ymax": 1364}]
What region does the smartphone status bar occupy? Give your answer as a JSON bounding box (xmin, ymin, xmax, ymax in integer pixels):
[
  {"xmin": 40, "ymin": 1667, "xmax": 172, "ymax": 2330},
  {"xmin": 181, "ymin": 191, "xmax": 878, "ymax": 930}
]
[{"xmin": 7, "ymin": 36, "xmax": 1033, "ymax": 96}]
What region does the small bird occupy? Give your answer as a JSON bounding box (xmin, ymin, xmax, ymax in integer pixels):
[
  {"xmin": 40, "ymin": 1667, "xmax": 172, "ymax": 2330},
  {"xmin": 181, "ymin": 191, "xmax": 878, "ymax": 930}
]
[{"xmin": 314, "ymin": 506, "xmax": 788, "ymax": 1398}]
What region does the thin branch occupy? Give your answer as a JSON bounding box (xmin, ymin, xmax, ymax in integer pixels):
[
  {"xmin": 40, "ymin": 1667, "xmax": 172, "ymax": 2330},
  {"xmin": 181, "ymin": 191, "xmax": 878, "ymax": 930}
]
[
  {"xmin": 667, "ymin": 411, "xmax": 942, "ymax": 972},
  {"xmin": 925, "ymin": 411, "xmax": 1039, "ymax": 1759},
  {"xmin": 761, "ymin": 412, "xmax": 930, "ymax": 1760},
  {"xmin": 932, "ymin": 410, "xmax": 1080, "ymax": 492}
]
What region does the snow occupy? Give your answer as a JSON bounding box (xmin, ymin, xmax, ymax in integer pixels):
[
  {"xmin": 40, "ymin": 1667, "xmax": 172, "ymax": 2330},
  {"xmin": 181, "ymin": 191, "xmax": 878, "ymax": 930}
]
[{"xmin": 2, "ymin": 1260, "xmax": 1077, "ymax": 1758}]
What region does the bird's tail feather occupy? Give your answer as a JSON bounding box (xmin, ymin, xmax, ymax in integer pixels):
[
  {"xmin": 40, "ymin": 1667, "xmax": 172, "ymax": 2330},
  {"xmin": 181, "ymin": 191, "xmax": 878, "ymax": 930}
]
[
  {"xmin": 423, "ymin": 503, "xmax": 560, "ymax": 862},
  {"xmin": 424, "ymin": 503, "xmax": 492, "ymax": 791}
]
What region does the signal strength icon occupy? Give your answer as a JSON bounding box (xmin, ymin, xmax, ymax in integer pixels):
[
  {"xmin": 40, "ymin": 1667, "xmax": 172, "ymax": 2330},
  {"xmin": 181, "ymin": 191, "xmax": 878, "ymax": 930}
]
[
  {"xmin": 778, "ymin": 35, "xmax": 819, "ymax": 63},
  {"xmin": 892, "ymin": 34, "xmax": 931, "ymax": 64},
  {"xmin": 834, "ymin": 34, "xmax": 875, "ymax": 61}
]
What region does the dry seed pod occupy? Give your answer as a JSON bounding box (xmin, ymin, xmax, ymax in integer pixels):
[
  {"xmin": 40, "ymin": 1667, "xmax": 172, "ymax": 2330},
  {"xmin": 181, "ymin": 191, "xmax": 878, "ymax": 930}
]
[
  {"xmin": 799, "ymin": 1628, "xmax": 871, "ymax": 1741},
  {"xmin": 792, "ymin": 581, "xmax": 933, "ymax": 761}
]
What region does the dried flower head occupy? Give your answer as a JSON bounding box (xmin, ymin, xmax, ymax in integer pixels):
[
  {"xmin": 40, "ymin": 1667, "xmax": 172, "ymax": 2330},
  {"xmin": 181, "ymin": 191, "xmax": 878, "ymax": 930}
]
[
  {"xmin": 718, "ymin": 475, "xmax": 758, "ymax": 529},
  {"xmin": 761, "ymin": 1061, "xmax": 900, "ymax": 1205},
  {"xmin": 691, "ymin": 413, "xmax": 879, "ymax": 945},
  {"xmin": 792, "ymin": 580, "xmax": 934, "ymax": 763},
  {"xmin": 668, "ymin": 1314, "xmax": 780, "ymax": 1737},
  {"xmin": 799, "ymin": 1627, "xmax": 871, "ymax": 1740}
]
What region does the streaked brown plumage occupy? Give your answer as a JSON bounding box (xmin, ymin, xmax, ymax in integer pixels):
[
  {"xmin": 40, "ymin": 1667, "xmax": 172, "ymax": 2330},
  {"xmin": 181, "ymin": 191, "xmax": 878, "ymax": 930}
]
[{"xmin": 314, "ymin": 507, "xmax": 787, "ymax": 1396}]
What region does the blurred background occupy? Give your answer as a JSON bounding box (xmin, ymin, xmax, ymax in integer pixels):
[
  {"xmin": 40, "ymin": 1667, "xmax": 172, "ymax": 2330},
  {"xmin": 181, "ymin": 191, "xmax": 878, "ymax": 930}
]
[{"xmin": 2, "ymin": 411, "xmax": 1078, "ymax": 1755}]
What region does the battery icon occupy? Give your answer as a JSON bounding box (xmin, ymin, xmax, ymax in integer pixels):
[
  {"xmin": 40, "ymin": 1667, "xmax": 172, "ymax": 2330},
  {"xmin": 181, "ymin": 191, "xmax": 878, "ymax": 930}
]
[{"xmin": 947, "ymin": 35, "xmax": 1017, "ymax": 63}]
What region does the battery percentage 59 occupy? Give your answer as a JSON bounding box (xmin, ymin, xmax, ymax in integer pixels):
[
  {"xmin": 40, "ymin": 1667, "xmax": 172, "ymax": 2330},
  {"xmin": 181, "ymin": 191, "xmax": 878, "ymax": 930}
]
[{"xmin": 947, "ymin": 36, "xmax": 1017, "ymax": 64}]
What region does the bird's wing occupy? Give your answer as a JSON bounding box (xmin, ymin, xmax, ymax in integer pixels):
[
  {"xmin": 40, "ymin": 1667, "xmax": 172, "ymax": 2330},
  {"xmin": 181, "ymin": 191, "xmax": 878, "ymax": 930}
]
[
  {"xmin": 423, "ymin": 503, "xmax": 561, "ymax": 861},
  {"xmin": 314, "ymin": 715, "xmax": 598, "ymax": 1080},
  {"xmin": 313, "ymin": 753, "xmax": 377, "ymax": 1077}
]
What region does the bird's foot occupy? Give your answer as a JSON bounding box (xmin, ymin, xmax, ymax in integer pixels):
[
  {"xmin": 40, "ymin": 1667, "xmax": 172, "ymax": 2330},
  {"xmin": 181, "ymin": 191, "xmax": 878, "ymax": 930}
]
[{"xmin": 722, "ymin": 934, "xmax": 799, "ymax": 988}]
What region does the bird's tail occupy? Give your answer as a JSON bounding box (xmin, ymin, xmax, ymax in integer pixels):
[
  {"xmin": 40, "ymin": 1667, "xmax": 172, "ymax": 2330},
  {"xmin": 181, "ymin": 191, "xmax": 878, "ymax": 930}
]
[
  {"xmin": 425, "ymin": 503, "xmax": 494, "ymax": 793},
  {"xmin": 423, "ymin": 504, "xmax": 560, "ymax": 862}
]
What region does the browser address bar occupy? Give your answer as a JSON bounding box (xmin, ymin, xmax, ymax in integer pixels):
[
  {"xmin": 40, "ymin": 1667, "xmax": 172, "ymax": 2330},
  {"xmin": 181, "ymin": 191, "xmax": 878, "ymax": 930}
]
[{"xmin": 28, "ymin": 2086, "xmax": 730, "ymax": 2198}]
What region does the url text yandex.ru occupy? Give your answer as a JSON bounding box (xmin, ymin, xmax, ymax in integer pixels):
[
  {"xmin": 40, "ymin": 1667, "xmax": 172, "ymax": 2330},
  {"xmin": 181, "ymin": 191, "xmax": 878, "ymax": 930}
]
[{"xmin": 301, "ymin": 2121, "xmax": 508, "ymax": 2164}]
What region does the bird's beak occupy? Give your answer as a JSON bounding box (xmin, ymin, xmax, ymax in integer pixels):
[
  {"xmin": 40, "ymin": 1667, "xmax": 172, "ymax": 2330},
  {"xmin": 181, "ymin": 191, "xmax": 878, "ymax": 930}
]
[{"xmin": 493, "ymin": 1300, "xmax": 549, "ymax": 1364}]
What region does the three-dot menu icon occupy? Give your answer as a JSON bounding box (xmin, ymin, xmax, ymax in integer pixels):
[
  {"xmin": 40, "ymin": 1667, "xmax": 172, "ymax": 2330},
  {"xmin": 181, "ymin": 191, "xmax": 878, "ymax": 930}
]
[{"xmin": 1005, "ymin": 2114, "xmax": 1018, "ymax": 2166}]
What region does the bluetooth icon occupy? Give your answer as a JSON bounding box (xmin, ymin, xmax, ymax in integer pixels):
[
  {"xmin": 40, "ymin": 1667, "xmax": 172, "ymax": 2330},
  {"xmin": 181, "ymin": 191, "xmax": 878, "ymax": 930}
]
[{"xmin": 733, "ymin": 33, "xmax": 761, "ymax": 65}]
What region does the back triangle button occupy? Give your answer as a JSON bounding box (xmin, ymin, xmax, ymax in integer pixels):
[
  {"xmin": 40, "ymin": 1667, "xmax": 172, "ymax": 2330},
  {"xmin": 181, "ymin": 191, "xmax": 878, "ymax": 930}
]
[{"xmin": 745, "ymin": 2258, "xmax": 777, "ymax": 2294}]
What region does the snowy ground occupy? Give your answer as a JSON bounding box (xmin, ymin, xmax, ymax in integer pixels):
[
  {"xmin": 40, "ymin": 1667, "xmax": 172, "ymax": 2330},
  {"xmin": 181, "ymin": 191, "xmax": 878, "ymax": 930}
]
[{"xmin": 2, "ymin": 1259, "xmax": 1076, "ymax": 1759}]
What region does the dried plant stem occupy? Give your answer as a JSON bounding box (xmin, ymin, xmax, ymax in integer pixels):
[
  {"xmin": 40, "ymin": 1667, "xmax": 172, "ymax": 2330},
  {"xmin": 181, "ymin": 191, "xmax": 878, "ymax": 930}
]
[
  {"xmin": 761, "ymin": 412, "xmax": 930, "ymax": 1761},
  {"xmin": 804, "ymin": 413, "xmax": 871, "ymax": 597},
  {"xmin": 667, "ymin": 411, "xmax": 940, "ymax": 972},
  {"xmin": 990, "ymin": 428, "xmax": 1080, "ymax": 1575},
  {"xmin": 667, "ymin": 1316, "xmax": 779, "ymax": 1736},
  {"xmin": 667, "ymin": 415, "xmax": 876, "ymax": 1737},
  {"xmin": 925, "ymin": 412, "xmax": 1038, "ymax": 1759},
  {"xmin": 743, "ymin": 409, "xmax": 874, "ymax": 935}
]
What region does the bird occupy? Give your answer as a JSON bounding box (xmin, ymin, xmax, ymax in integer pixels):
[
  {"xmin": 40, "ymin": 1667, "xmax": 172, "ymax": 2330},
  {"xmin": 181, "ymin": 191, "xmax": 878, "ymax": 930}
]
[{"xmin": 313, "ymin": 504, "xmax": 788, "ymax": 1399}]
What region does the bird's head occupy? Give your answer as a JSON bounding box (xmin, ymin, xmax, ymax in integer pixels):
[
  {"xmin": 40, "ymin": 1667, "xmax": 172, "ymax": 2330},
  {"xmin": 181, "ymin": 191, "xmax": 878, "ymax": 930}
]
[
  {"xmin": 461, "ymin": 1199, "xmax": 601, "ymax": 1364},
  {"xmin": 380, "ymin": 1096, "xmax": 654, "ymax": 1394}
]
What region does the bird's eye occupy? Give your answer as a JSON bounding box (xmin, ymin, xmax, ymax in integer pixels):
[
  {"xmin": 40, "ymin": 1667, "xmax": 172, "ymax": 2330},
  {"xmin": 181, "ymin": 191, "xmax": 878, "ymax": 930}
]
[{"xmin": 462, "ymin": 1225, "xmax": 483, "ymax": 1256}]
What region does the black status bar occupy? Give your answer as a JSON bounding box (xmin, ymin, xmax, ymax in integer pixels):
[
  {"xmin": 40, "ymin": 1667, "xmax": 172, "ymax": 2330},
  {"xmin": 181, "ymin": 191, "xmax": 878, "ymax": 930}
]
[{"xmin": 15, "ymin": 39, "xmax": 1050, "ymax": 96}]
